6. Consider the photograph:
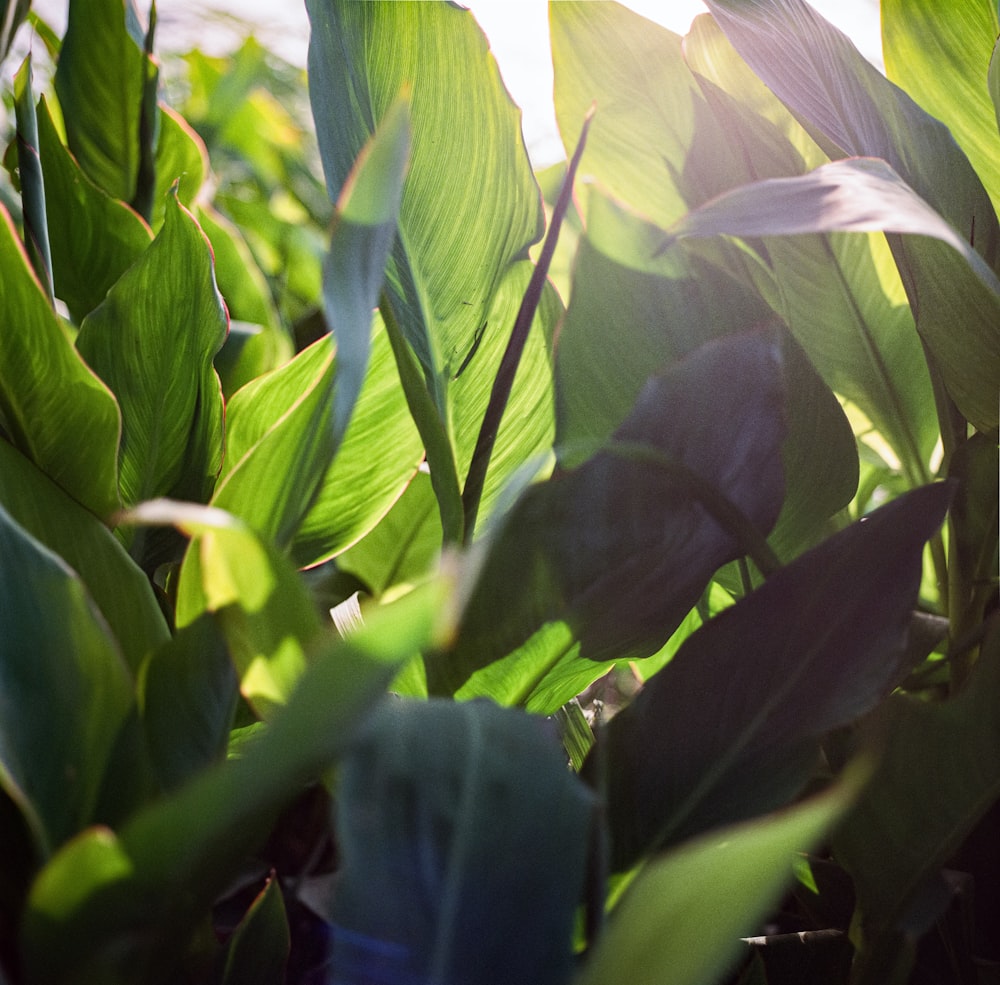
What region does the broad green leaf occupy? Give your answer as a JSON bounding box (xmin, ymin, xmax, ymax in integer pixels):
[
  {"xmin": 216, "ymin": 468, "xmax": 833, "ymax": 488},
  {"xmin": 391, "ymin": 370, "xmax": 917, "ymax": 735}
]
[
  {"xmin": 0, "ymin": 203, "xmax": 121, "ymax": 519},
  {"xmin": 35, "ymin": 96, "xmax": 153, "ymax": 324},
  {"xmin": 435, "ymin": 328, "xmax": 786, "ymax": 694},
  {"xmin": 0, "ymin": 440, "xmax": 168, "ymax": 673},
  {"xmin": 331, "ymin": 698, "xmax": 594, "ymax": 985},
  {"xmin": 76, "ymin": 190, "xmax": 227, "ymax": 512},
  {"xmin": 214, "ymin": 321, "xmax": 293, "ymax": 400},
  {"xmin": 14, "ymin": 55, "xmax": 54, "ymax": 301},
  {"xmin": 307, "ymin": 0, "xmax": 553, "ymax": 537},
  {"xmin": 221, "ymin": 876, "xmax": 289, "ymax": 985},
  {"xmin": 591, "ymin": 481, "xmax": 952, "ymax": 870},
  {"xmin": 134, "ymin": 501, "xmax": 321, "ymax": 721},
  {"xmin": 139, "ymin": 613, "xmax": 237, "ymax": 793},
  {"xmin": 151, "ymin": 105, "xmax": 208, "ymax": 226},
  {"xmin": 54, "ymin": 0, "xmax": 147, "ymax": 202},
  {"xmin": 576, "ymin": 770, "xmax": 863, "ymax": 985},
  {"xmin": 21, "ymin": 577, "xmax": 452, "ymax": 985},
  {"xmin": 882, "ymin": 0, "xmax": 1000, "ymax": 216},
  {"xmin": 834, "ymin": 618, "xmax": 1000, "ymax": 976},
  {"xmin": 704, "ymin": 0, "xmax": 1000, "ymax": 266},
  {"xmin": 667, "ymin": 156, "xmax": 1000, "ymax": 433},
  {"xmin": 0, "ymin": 504, "xmax": 134, "ymax": 858}
]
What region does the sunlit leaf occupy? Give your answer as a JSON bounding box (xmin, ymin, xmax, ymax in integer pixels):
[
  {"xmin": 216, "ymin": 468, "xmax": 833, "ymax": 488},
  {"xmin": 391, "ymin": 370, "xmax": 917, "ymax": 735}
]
[
  {"xmin": 436, "ymin": 328, "xmax": 786, "ymax": 694},
  {"xmin": 0, "ymin": 504, "xmax": 133, "ymax": 858},
  {"xmin": 576, "ymin": 769, "xmax": 864, "ymax": 985},
  {"xmin": 76, "ymin": 190, "xmax": 227, "ymax": 513},
  {"xmin": 0, "ymin": 202, "xmax": 121, "ymax": 519},
  {"xmin": 35, "ymin": 96, "xmax": 153, "ymax": 324},
  {"xmin": 592, "ymin": 481, "xmax": 952, "ymax": 870},
  {"xmin": 21, "ymin": 578, "xmax": 452, "ymax": 985}
]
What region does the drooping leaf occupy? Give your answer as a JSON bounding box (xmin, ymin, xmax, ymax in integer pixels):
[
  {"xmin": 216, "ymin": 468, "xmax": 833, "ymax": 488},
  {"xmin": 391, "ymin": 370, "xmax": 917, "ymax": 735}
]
[
  {"xmin": 222, "ymin": 875, "xmax": 290, "ymax": 985},
  {"xmin": 834, "ymin": 617, "xmax": 1000, "ymax": 979},
  {"xmin": 54, "ymin": 0, "xmax": 147, "ymax": 203},
  {"xmin": 21, "ymin": 577, "xmax": 453, "ymax": 985},
  {"xmin": 330, "ymin": 698, "xmax": 594, "ymax": 985},
  {"xmin": 0, "ymin": 504, "xmax": 134, "ymax": 858},
  {"xmin": 34, "ymin": 96, "xmax": 153, "ymax": 324},
  {"xmin": 307, "ymin": 0, "xmax": 556, "ymax": 541},
  {"xmin": 881, "ymin": 0, "xmax": 1000, "ymax": 216},
  {"xmin": 0, "ymin": 440, "xmax": 168, "ymax": 674},
  {"xmin": 434, "ymin": 328, "xmax": 786, "ymax": 694},
  {"xmin": 0, "ymin": 202, "xmax": 121, "ymax": 519},
  {"xmin": 591, "ymin": 481, "xmax": 953, "ymax": 871},
  {"xmin": 139, "ymin": 612, "xmax": 237, "ymax": 793},
  {"xmin": 575, "ymin": 768, "xmax": 865, "ymax": 985},
  {"xmin": 76, "ymin": 189, "xmax": 227, "ymax": 513},
  {"xmin": 667, "ymin": 156, "xmax": 1000, "ymax": 433},
  {"xmin": 133, "ymin": 501, "xmax": 321, "ymax": 721},
  {"xmin": 14, "ymin": 55, "xmax": 53, "ymax": 301}
]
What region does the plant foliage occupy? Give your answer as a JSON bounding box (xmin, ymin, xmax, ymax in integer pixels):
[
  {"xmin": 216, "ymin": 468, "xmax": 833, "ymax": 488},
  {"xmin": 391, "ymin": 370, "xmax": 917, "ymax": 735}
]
[{"xmin": 0, "ymin": 1, "xmax": 996, "ymax": 983}]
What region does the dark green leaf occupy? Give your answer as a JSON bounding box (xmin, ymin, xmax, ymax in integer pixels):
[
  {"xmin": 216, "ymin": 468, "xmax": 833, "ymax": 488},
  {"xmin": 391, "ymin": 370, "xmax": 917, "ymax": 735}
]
[
  {"xmin": 835, "ymin": 617, "xmax": 1000, "ymax": 978},
  {"xmin": 222, "ymin": 876, "xmax": 289, "ymax": 985},
  {"xmin": 331, "ymin": 698, "xmax": 594, "ymax": 985},
  {"xmin": 0, "ymin": 202, "xmax": 121, "ymax": 519},
  {"xmin": 0, "ymin": 504, "xmax": 134, "ymax": 858},
  {"xmin": 437, "ymin": 328, "xmax": 786, "ymax": 694},
  {"xmin": 0, "ymin": 440, "xmax": 168, "ymax": 673},
  {"xmin": 592, "ymin": 482, "xmax": 952, "ymax": 870},
  {"xmin": 576, "ymin": 769, "xmax": 864, "ymax": 985},
  {"xmin": 35, "ymin": 96, "xmax": 153, "ymax": 324},
  {"xmin": 151, "ymin": 106, "xmax": 208, "ymax": 226},
  {"xmin": 140, "ymin": 612, "xmax": 237, "ymax": 793},
  {"xmin": 21, "ymin": 578, "xmax": 452, "ymax": 985},
  {"xmin": 76, "ymin": 190, "xmax": 227, "ymax": 512}
]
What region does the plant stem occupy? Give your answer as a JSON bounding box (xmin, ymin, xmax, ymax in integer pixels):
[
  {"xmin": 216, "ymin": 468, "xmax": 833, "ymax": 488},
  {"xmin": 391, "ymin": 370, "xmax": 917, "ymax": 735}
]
[{"xmin": 461, "ymin": 103, "xmax": 596, "ymax": 544}]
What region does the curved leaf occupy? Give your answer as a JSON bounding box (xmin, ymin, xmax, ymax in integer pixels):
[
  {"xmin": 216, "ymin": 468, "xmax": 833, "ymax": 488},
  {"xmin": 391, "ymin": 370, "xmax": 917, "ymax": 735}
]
[
  {"xmin": 0, "ymin": 504, "xmax": 133, "ymax": 858},
  {"xmin": 0, "ymin": 440, "xmax": 168, "ymax": 673},
  {"xmin": 668, "ymin": 157, "xmax": 1000, "ymax": 433},
  {"xmin": 592, "ymin": 481, "xmax": 953, "ymax": 870},
  {"xmin": 882, "ymin": 0, "xmax": 1000, "ymax": 215},
  {"xmin": 76, "ymin": 190, "xmax": 227, "ymax": 511},
  {"xmin": 436, "ymin": 328, "xmax": 786, "ymax": 694},
  {"xmin": 35, "ymin": 96, "xmax": 153, "ymax": 324},
  {"xmin": 0, "ymin": 203, "xmax": 121, "ymax": 518}
]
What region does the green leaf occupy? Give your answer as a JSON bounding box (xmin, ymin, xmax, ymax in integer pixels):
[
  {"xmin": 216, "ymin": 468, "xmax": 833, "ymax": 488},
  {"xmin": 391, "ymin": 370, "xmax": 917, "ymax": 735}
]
[
  {"xmin": 21, "ymin": 577, "xmax": 452, "ymax": 985},
  {"xmin": 151, "ymin": 106, "xmax": 208, "ymax": 226},
  {"xmin": 136, "ymin": 501, "xmax": 321, "ymax": 721},
  {"xmin": 307, "ymin": 0, "xmax": 553, "ymax": 538},
  {"xmin": 0, "ymin": 504, "xmax": 134, "ymax": 858},
  {"xmin": 575, "ymin": 769, "xmax": 864, "ymax": 985},
  {"xmin": 591, "ymin": 481, "xmax": 952, "ymax": 870},
  {"xmin": 139, "ymin": 612, "xmax": 237, "ymax": 793},
  {"xmin": 0, "ymin": 203, "xmax": 122, "ymax": 519},
  {"xmin": 14, "ymin": 55, "xmax": 54, "ymax": 302},
  {"xmin": 76, "ymin": 190, "xmax": 227, "ymax": 512},
  {"xmin": 54, "ymin": 0, "xmax": 147, "ymax": 202},
  {"xmin": 222, "ymin": 876, "xmax": 290, "ymax": 985},
  {"xmin": 834, "ymin": 617, "xmax": 1000, "ymax": 974},
  {"xmin": 35, "ymin": 96, "xmax": 153, "ymax": 324},
  {"xmin": 0, "ymin": 440, "xmax": 169, "ymax": 674},
  {"xmin": 437, "ymin": 328, "xmax": 786, "ymax": 694},
  {"xmin": 1, "ymin": 0, "xmax": 30, "ymax": 65},
  {"xmin": 667, "ymin": 156, "xmax": 1000, "ymax": 434},
  {"xmin": 882, "ymin": 0, "xmax": 1000, "ymax": 215},
  {"xmin": 704, "ymin": 0, "xmax": 1000, "ymax": 265},
  {"xmin": 331, "ymin": 698, "xmax": 594, "ymax": 985}
]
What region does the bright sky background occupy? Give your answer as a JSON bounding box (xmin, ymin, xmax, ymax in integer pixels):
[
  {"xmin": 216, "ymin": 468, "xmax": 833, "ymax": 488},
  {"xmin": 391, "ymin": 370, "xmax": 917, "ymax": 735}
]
[{"xmin": 16, "ymin": 0, "xmax": 882, "ymax": 168}]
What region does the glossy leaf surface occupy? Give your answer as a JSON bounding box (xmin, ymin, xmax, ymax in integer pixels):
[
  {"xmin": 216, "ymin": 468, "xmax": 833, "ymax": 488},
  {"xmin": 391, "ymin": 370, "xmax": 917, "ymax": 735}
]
[
  {"xmin": 76, "ymin": 191, "xmax": 227, "ymax": 511},
  {"xmin": 592, "ymin": 481, "xmax": 952, "ymax": 870},
  {"xmin": 0, "ymin": 203, "xmax": 121, "ymax": 518}
]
